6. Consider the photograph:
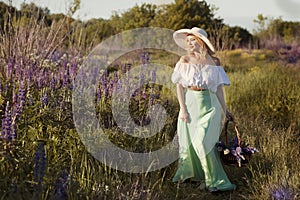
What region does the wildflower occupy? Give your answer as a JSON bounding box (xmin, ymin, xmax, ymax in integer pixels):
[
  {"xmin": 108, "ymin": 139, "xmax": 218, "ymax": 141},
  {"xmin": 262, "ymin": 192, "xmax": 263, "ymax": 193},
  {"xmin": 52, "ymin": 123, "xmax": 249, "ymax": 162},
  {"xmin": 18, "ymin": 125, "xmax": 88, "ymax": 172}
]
[
  {"xmin": 1, "ymin": 101, "xmax": 18, "ymax": 154},
  {"xmin": 152, "ymin": 69, "xmax": 156, "ymax": 83},
  {"xmin": 140, "ymin": 73, "xmax": 145, "ymax": 88},
  {"xmin": 62, "ymin": 70, "xmax": 69, "ymax": 88},
  {"xmin": 126, "ymin": 63, "xmax": 131, "ymax": 74},
  {"xmin": 216, "ymin": 141, "xmax": 225, "ymax": 152},
  {"xmin": 40, "ymin": 92, "xmax": 48, "ymax": 106},
  {"xmin": 27, "ymin": 87, "xmax": 34, "ymax": 106},
  {"xmin": 53, "ymin": 169, "xmax": 70, "ymax": 200},
  {"xmin": 34, "ymin": 141, "xmax": 47, "ymax": 191},
  {"xmin": 50, "ymin": 76, "xmax": 56, "ymax": 90},
  {"xmin": 97, "ymin": 87, "xmax": 102, "ymax": 100},
  {"xmin": 223, "ymin": 148, "xmax": 230, "ymax": 155},
  {"xmin": 1, "ymin": 102, "xmax": 11, "ymax": 140},
  {"xmin": 141, "ymin": 90, "xmax": 147, "ymax": 100},
  {"xmin": 113, "ymin": 71, "xmax": 118, "ymax": 83},
  {"xmin": 7, "ymin": 57, "xmax": 13, "ymax": 80},
  {"xmin": 145, "ymin": 53, "xmax": 149, "ymax": 65},
  {"xmin": 149, "ymin": 94, "xmax": 155, "ymax": 106},
  {"xmin": 243, "ymin": 146, "xmax": 259, "ymax": 154},
  {"xmin": 141, "ymin": 52, "xmax": 146, "ymax": 64},
  {"xmin": 15, "ymin": 81, "xmax": 26, "ymax": 117},
  {"xmin": 270, "ymin": 186, "xmax": 296, "ymax": 200},
  {"xmin": 219, "ymin": 135, "xmax": 258, "ymax": 166}
]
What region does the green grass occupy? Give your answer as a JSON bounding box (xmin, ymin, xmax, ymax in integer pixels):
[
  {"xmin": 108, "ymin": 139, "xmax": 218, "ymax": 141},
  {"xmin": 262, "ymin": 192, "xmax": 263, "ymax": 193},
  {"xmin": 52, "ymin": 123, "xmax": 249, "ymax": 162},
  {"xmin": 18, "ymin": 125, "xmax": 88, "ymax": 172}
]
[{"xmin": 1, "ymin": 49, "xmax": 300, "ymax": 199}]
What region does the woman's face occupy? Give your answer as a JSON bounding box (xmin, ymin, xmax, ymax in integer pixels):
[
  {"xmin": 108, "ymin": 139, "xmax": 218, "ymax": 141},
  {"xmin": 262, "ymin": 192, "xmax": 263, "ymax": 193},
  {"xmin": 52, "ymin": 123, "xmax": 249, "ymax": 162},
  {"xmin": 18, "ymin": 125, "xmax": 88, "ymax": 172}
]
[{"xmin": 186, "ymin": 35, "xmax": 201, "ymax": 53}]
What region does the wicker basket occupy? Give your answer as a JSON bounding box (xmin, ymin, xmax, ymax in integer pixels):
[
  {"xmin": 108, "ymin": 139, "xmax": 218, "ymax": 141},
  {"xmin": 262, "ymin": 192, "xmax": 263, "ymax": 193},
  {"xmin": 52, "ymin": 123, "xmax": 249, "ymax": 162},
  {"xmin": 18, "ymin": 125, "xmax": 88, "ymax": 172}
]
[{"xmin": 218, "ymin": 119, "xmax": 253, "ymax": 167}]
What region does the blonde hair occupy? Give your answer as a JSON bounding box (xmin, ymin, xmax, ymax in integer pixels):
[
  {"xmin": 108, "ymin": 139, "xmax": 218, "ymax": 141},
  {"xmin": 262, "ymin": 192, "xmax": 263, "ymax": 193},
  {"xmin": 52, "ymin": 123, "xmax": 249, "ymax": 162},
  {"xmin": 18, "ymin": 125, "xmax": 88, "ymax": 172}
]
[{"xmin": 186, "ymin": 34, "xmax": 220, "ymax": 65}]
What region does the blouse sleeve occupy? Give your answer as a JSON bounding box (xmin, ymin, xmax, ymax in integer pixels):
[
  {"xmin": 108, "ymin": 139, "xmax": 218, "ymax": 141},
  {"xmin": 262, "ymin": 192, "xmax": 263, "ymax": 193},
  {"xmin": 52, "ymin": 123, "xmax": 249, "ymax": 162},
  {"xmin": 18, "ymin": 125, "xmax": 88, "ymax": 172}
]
[
  {"xmin": 171, "ymin": 62, "xmax": 189, "ymax": 87},
  {"xmin": 207, "ymin": 66, "xmax": 230, "ymax": 93},
  {"xmin": 217, "ymin": 66, "xmax": 230, "ymax": 86}
]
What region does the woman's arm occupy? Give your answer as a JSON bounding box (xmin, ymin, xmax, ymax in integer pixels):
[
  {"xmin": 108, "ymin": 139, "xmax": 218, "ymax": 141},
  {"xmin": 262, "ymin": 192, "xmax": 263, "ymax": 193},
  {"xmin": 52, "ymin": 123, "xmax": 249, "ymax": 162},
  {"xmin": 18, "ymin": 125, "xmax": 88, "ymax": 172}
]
[
  {"xmin": 216, "ymin": 85, "xmax": 234, "ymax": 120},
  {"xmin": 176, "ymin": 83, "xmax": 189, "ymax": 122}
]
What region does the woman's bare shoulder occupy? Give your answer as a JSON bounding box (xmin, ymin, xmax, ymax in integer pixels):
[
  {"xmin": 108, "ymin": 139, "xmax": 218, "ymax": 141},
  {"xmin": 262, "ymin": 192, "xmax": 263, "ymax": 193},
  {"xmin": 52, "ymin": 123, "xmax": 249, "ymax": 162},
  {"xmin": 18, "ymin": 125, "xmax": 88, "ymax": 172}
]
[{"xmin": 179, "ymin": 55, "xmax": 190, "ymax": 63}]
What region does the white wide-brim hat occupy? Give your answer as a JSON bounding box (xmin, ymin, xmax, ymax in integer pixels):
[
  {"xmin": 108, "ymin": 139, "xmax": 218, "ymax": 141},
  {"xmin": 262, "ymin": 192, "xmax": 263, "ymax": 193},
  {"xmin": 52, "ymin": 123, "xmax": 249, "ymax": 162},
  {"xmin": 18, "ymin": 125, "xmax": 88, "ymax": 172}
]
[{"xmin": 173, "ymin": 27, "xmax": 215, "ymax": 53}]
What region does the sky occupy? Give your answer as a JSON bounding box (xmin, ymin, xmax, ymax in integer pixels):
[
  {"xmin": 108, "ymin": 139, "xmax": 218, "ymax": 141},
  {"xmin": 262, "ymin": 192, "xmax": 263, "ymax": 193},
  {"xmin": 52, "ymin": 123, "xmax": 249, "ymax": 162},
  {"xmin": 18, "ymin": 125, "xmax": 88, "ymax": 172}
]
[{"xmin": 7, "ymin": 0, "xmax": 300, "ymax": 33}]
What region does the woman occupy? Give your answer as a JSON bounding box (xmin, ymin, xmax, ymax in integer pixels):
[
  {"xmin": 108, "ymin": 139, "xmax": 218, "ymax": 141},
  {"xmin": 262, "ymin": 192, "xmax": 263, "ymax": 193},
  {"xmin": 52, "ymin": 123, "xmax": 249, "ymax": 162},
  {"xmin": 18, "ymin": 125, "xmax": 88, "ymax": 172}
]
[{"xmin": 171, "ymin": 27, "xmax": 236, "ymax": 192}]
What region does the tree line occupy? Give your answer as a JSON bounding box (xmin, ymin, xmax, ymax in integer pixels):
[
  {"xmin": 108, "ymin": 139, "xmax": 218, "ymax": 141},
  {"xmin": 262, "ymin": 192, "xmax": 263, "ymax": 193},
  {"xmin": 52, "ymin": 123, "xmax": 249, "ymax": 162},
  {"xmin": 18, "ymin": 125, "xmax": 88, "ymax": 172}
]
[{"xmin": 0, "ymin": 0, "xmax": 299, "ymax": 52}]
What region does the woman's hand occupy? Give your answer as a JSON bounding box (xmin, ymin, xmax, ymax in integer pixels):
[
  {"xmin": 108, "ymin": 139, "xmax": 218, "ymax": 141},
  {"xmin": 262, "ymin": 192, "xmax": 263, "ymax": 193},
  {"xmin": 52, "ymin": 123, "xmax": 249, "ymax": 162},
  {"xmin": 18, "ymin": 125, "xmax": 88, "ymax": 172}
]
[
  {"xmin": 179, "ymin": 110, "xmax": 189, "ymax": 123},
  {"xmin": 226, "ymin": 110, "xmax": 235, "ymax": 121}
]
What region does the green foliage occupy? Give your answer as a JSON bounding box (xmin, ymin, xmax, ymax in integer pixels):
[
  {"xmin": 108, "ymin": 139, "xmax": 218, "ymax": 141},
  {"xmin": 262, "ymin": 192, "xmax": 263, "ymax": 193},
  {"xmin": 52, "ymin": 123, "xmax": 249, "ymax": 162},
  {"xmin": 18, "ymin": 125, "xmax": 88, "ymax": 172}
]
[
  {"xmin": 254, "ymin": 14, "xmax": 300, "ymax": 47},
  {"xmin": 151, "ymin": 0, "xmax": 217, "ymax": 30},
  {"xmin": 111, "ymin": 3, "xmax": 157, "ymax": 31},
  {"xmin": 0, "ymin": 1, "xmax": 255, "ymax": 51}
]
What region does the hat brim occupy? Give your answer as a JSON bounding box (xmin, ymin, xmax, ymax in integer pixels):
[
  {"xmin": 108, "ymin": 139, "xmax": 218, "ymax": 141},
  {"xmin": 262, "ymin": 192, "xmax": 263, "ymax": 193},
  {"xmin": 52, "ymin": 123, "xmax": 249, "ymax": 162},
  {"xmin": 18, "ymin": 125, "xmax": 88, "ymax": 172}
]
[{"xmin": 173, "ymin": 29, "xmax": 215, "ymax": 53}]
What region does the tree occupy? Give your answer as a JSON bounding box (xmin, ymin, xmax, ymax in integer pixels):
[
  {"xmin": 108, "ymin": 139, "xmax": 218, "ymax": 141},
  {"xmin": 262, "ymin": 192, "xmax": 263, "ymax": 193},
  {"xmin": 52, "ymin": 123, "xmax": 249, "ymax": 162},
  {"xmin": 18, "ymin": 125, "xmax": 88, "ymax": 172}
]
[
  {"xmin": 151, "ymin": 0, "xmax": 217, "ymax": 30},
  {"xmin": 110, "ymin": 3, "xmax": 157, "ymax": 32},
  {"xmin": 254, "ymin": 15, "xmax": 300, "ymax": 48},
  {"xmin": 82, "ymin": 18, "xmax": 116, "ymax": 49}
]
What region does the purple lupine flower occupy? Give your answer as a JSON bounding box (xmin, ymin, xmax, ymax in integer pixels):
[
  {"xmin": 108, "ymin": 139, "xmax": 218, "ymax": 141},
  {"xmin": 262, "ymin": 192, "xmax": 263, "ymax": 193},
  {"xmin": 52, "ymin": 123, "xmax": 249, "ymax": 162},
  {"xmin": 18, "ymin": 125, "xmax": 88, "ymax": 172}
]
[
  {"xmin": 216, "ymin": 141, "xmax": 225, "ymax": 152},
  {"xmin": 229, "ymin": 137, "xmax": 239, "ymax": 148},
  {"xmin": 141, "ymin": 90, "xmax": 147, "ymax": 100},
  {"xmin": 126, "ymin": 63, "xmax": 131, "ymax": 73},
  {"xmin": 104, "ymin": 87, "xmax": 109, "ymax": 98},
  {"xmin": 1, "ymin": 102, "xmax": 11, "ymax": 140},
  {"xmin": 90, "ymin": 87, "xmax": 95, "ymax": 98},
  {"xmin": 141, "ymin": 52, "xmax": 146, "ymax": 64},
  {"xmin": 152, "ymin": 69, "xmax": 156, "ymax": 83},
  {"xmin": 9, "ymin": 122, "xmax": 17, "ymax": 142},
  {"xmin": 37, "ymin": 76, "xmax": 42, "ymax": 88},
  {"xmin": 27, "ymin": 86, "xmax": 34, "ymax": 106},
  {"xmin": 235, "ymin": 146, "xmax": 245, "ymax": 160},
  {"xmin": 50, "ymin": 50, "xmax": 61, "ymax": 63},
  {"xmin": 0, "ymin": 82, "xmax": 2, "ymax": 96},
  {"xmin": 34, "ymin": 141, "xmax": 47, "ymax": 190},
  {"xmin": 116, "ymin": 80, "xmax": 122, "ymax": 90},
  {"xmin": 243, "ymin": 146, "xmax": 259, "ymax": 154},
  {"xmin": 164, "ymin": 99, "xmax": 169, "ymax": 108},
  {"xmin": 40, "ymin": 92, "xmax": 48, "ymax": 106},
  {"xmin": 270, "ymin": 186, "xmax": 296, "ymax": 200},
  {"xmin": 132, "ymin": 90, "xmax": 137, "ymax": 97},
  {"xmin": 14, "ymin": 62, "xmax": 21, "ymax": 81},
  {"xmin": 53, "ymin": 169, "xmax": 70, "ymax": 200},
  {"xmin": 50, "ymin": 76, "xmax": 56, "ymax": 90},
  {"xmin": 15, "ymin": 81, "xmax": 26, "ymax": 116},
  {"xmin": 101, "ymin": 72, "xmax": 107, "ymax": 89},
  {"xmin": 96, "ymin": 87, "xmax": 102, "ymax": 101},
  {"xmin": 140, "ymin": 73, "xmax": 144, "ymax": 88},
  {"xmin": 149, "ymin": 93, "xmax": 155, "ymax": 106},
  {"xmin": 69, "ymin": 63, "xmax": 75, "ymax": 82},
  {"xmin": 145, "ymin": 53, "xmax": 149, "ymax": 64},
  {"xmin": 113, "ymin": 71, "xmax": 118, "ymax": 83},
  {"xmin": 62, "ymin": 70, "xmax": 69, "ymax": 88},
  {"xmin": 26, "ymin": 65, "xmax": 33, "ymax": 83}
]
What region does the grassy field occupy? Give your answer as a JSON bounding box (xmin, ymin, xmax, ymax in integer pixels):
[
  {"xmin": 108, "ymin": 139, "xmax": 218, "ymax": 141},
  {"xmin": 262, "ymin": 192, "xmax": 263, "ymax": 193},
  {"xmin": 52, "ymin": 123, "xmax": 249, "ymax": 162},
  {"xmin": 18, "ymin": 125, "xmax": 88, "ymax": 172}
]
[
  {"xmin": 1, "ymin": 2, "xmax": 300, "ymax": 198},
  {"xmin": 1, "ymin": 46, "xmax": 299, "ymax": 200}
]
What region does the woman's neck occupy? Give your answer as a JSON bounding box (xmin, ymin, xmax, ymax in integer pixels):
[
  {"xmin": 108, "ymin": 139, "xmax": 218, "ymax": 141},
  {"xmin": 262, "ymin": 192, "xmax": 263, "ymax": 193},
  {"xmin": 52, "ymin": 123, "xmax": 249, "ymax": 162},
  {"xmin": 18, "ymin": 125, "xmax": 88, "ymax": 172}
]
[{"xmin": 188, "ymin": 52, "xmax": 206, "ymax": 63}]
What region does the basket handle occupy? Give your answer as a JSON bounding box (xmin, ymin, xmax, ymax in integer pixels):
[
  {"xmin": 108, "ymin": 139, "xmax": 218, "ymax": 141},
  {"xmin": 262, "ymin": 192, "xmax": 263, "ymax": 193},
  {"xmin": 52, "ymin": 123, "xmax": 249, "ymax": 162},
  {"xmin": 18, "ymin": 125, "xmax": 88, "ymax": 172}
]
[{"xmin": 224, "ymin": 119, "xmax": 241, "ymax": 147}]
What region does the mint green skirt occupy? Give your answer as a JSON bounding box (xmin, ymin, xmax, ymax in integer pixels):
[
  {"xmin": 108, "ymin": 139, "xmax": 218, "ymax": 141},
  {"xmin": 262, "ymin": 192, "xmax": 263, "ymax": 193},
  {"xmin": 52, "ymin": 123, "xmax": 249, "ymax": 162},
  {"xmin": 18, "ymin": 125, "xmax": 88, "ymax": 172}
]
[{"xmin": 172, "ymin": 90, "xmax": 236, "ymax": 191}]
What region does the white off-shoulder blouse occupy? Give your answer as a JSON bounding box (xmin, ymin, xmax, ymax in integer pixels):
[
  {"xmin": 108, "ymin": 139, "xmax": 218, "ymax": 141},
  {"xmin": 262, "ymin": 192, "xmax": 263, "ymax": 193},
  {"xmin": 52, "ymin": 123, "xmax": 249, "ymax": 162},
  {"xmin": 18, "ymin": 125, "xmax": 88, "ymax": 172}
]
[{"xmin": 171, "ymin": 62, "xmax": 230, "ymax": 93}]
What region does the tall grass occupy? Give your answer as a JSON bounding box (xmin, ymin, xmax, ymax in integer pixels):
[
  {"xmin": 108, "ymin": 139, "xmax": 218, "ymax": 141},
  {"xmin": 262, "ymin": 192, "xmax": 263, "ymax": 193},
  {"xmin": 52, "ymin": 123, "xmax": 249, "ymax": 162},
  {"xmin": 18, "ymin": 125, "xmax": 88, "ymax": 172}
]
[
  {"xmin": 221, "ymin": 49, "xmax": 300, "ymax": 200},
  {"xmin": 0, "ymin": 5, "xmax": 299, "ymax": 200}
]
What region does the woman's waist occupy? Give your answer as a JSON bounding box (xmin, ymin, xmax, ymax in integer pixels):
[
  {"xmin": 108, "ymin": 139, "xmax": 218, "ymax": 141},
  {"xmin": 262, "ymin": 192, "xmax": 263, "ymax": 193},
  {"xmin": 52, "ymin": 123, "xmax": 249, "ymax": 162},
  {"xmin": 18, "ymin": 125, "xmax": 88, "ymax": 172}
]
[{"xmin": 187, "ymin": 86, "xmax": 208, "ymax": 91}]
